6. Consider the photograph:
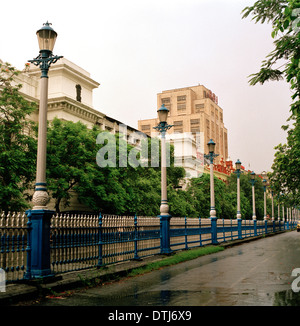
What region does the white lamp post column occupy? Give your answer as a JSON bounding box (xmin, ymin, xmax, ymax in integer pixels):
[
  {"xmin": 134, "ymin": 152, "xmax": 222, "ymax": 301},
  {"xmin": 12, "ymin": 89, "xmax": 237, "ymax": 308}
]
[
  {"xmin": 24, "ymin": 22, "xmax": 63, "ymax": 280},
  {"xmin": 29, "ymin": 22, "xmax": 63, "ymax": 209},
  {"xmin": 235, "ymin": 159, "xmax": 242, "ymax": 219},
  {"xmin": 204, "ymin": 139, "xmax": 219, "ymax": 219},
  {"xmin": 250, "ymin": 171, "xmax": 256, "ymax": 220},
  {"xmin": 154, "ymin": 104, "xmax": 173, "ymax": 254},
  {"xmin": 262, "ymin": 171, "xmax": 268, "ymax": 220}
]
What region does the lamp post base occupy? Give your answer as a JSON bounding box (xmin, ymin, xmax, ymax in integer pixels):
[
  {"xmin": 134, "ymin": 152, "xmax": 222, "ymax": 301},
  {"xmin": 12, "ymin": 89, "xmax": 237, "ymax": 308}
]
[
  {"xmin": 159, "ymin": 214, "xmax": 172, "ymax": 255},
  {"xmin": 25, "ymin": 209, "xmax": 55, "ymax": 279}
]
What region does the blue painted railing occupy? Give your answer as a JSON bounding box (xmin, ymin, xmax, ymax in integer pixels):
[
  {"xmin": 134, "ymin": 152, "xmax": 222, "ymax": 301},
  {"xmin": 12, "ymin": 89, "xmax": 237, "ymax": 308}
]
[
  {"xmin": 0, "ymin": 212, "xmax": 28, "ymax": 283},
  {"xmin": 0, "ymin": 211, "xmax": 297, "ymax": 282}
]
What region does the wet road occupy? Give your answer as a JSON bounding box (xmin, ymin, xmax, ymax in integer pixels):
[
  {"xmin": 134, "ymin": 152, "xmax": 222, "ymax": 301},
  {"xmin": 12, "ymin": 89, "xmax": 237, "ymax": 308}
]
[{"xmin": 34, "ymin": 231, "xmax": 300, "ymax": 306}]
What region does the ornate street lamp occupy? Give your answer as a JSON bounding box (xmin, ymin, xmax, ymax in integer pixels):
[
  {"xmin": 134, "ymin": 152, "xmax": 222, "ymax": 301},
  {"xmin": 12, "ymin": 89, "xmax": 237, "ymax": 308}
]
[
  {"xmin": 234, "ymin": 159, "xmax": 242, "ymax": 219},
  {"xmin": 153, "ymin": 104, "xmax": 173, "ymax": 254},
  {"xmin": 29, "ymin": 22, "xmax": 63, "ymax": 208},
  {"xmin": 25, "ymin": 22, "xmax": 63, "ymax": 279},
  {"xmin": 250, "ymin": 171, "xmax": 256, "ymax": 220},
  {"xmin": 261, "ymin": 171, "xmax": 268, "ymax": 220},
  {"xmin": 204, "ymin": 139, "xmax": 219, "ymax": 219}
]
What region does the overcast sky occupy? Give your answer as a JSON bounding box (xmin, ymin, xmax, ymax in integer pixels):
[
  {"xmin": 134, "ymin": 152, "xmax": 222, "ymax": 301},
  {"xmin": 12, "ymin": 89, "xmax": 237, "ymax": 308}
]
[{"xmin": 1, "ymin": 0, "xmax": 292, "ymax": 174}]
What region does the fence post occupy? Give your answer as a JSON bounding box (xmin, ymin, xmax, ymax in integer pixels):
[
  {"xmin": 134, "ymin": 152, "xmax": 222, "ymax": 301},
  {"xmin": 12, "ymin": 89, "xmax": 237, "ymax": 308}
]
[
  {"xmin": 97, "ymin": 213, "xmax": 103, "ymax": 268},
  {"xmin": 254, "ymin": 219, "xmax": 257, "ymax": 237},
  {"xmin": 133, "ymin": 214, "xmax": 140, "ymax": 260},
  {"xmin": 211, "ymin": 217, "xmax": 218, "ymax": 244},
  {"xmin": 160, "ymin": 215, "xmax": 172, "ymax": 254},
  {"xmin": 199, "ymin": 217, "xmax": 202, "ymax": 247},
  {"xmin": 24, "ymin": 209, "xmax": 54, "ymax": 279},
  {"xmin": 237, "ymin": 218, "xmax": 242, "ymax": 240},
  {"xmin": 184, "ymin": 216, "xmax": 188, "ymax": 250},
  {"xmin": 23, "ymin": 212, "xmax": 32, "ymax": 280},
  {"xmin": 265, "ymin": 220, "xmax": 268, "ymax": 234}
]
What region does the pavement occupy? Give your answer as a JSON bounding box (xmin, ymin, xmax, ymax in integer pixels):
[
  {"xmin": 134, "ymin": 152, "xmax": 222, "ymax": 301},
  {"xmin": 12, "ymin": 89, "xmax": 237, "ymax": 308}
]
[{"xmin": 0, "ymin": 230, "xmax": 289, "ymax": 305}]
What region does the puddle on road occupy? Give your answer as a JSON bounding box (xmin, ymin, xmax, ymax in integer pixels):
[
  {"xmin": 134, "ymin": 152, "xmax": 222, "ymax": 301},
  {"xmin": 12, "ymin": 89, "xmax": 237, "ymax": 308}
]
[{"xmin": 273, "ymin": 290, "xmax": 300, "ymax": 306}]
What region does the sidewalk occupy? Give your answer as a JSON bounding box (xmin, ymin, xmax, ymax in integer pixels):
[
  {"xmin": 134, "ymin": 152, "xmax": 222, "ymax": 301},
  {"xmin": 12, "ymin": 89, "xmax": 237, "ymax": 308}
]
[{"xmin": 0, "ymin": 230, "xmax": 288, "ymax": 305}]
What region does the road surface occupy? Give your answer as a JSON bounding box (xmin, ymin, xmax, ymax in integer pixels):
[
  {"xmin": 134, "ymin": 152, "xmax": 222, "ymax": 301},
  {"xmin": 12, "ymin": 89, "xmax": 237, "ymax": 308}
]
[{"xmin": 29, "ymin": 230, "xmax": 300, "ymax": 306}]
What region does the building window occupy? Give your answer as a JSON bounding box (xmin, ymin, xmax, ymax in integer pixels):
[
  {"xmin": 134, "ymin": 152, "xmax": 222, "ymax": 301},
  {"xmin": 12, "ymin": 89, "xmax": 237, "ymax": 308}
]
[
  {"xmin": 195, "ymin": 104, "xmax": 204, "ymax": 113},
  {"xmin": 177, "ymin": 95, "xmax": 186, "ymax": 102},
  {"xmin": 161, "ymin": 97, "xmax": 171, "ymax": 115},
  {"xmin": 76, "ymin": 84, "xmax": 82, "ymax": 102},
  {"xmin": 141, "ymin": 124, "xmax": 150, "ymax": 131},
  {"xmin": 215, "ymin": 109, "xmax": 218, "ymax": 121},
  {"xmin": 191, "ymin": 127, "xmax": 200, "ymax": 134},
  {"xmin": 173, "ymin": 120, "xmax": 183, "ymax": 126},
  {"xmin": 177, "ymin": 104, "xmax": 186, "ymax": 111},
  {"xmin": 190, "ymin": 119, "xmax": 200, "ymax": 125}
]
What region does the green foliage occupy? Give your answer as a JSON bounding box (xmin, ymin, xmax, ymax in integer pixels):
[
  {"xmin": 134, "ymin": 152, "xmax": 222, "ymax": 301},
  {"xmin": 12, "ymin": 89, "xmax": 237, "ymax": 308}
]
[
  {"xmin": 242, "ymin": 0, "xmax": 300, "ymax": 117},
  {"xmin": 0, "ymin": 62, "xmax": 37, "ymax": 212},
  {"xmin": 0, "ymin": 62, "xmax": 281, "ymax": 217},
  {"xmin": 127, "ymin": 246, "xmax": 224, "ymax": 277},
  {"xmin": 46, "ymin": 119, "xmax": 186, "ymax": 215},
  {"xmin": 242, "ymin": 0, "xmax": 300, "ymax": 208},
  {"xmin": 270, "ymin": 119, "xmax": 300, "ymax": 206}
]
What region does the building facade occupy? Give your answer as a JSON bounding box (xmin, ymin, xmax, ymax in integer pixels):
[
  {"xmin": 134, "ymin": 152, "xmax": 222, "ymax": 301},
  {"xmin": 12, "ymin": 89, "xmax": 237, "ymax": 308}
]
[
  {"xmin": 138, "ymin": 85, "xmax": 228, "ymax": 162},
  {"xmin": 138, "ymin": 85, "xmax": 229, "ymax": 178},
  {"xmin": 2, "ymin": 58, "xmax": 147, "ymax": 212}
]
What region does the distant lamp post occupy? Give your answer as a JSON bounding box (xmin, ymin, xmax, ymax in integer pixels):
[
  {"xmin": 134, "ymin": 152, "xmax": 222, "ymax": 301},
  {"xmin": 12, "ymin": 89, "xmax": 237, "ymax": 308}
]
[
  {"xmin": 261, "ymin": 171, "xmax": 268, "ymax": 220},
  {"xmin": 204, "ymin": 139, "xmax": 219, "ymax": 218},
  {"xmin": 271, "ymin": 186, "xmax": 275, "ymax": 221},
  {"xmin": 24, "ymin": 22, "xmax": 63, "ymax": 280},
  {"xmin": 277, "ymin": 193, "xmax": 282, "ymax": 222},
  {"xmin": 153, "ymin": 104, "xmax": 173, "ymax": 254},
  {"xmin": 234, "ymin": 159, "xmax": 242, "ymax": 219},
  {"xmin": 250, "ymin": 171, "xmax": 256, "ymax": 220}
]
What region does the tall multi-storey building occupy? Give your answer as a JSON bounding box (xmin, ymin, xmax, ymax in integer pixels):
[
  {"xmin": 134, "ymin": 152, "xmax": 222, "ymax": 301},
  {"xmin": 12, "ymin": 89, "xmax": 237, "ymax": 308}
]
[
  {"xmin": 138, "ymin": 85, "xmax": 229, "ymax": 179},
  {"xmin": 138, "ymin": 84, "xmax": 228, "ymax": 164}
]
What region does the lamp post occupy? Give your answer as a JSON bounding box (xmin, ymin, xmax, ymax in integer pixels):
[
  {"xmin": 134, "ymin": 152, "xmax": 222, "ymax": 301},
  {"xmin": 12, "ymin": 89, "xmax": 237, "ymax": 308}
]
[
  {"xmin": 25, "ymin": 22, "xmax": 63, "ymax": 279},
  {"xmin": 250, "ymin": 171, "xmax": 256, "ymax": 220},
  {"xmin": 29, "ymin": 22, "xmax": 63, "ymax": 209},
  {"xmin": 271, "ymin": 187, "xmax": 275, "ymax": 221},
  {"xmin": 153, "ymin": 104, "xmax": 173, "ymax": 254},
  {"xmin": 234, "ymin": 159, "xmax": 242, "ymax": 219},
  {"xmin": 277, "ymin": 193, "xmax": 282, "ymax": 222},
  {"xmin": 262, "ymin": 171, "xmax": 268, "ymax": 220},
  {"xmin": 204, "ymin": 139, "xmax": 219, "ymax": 219}
]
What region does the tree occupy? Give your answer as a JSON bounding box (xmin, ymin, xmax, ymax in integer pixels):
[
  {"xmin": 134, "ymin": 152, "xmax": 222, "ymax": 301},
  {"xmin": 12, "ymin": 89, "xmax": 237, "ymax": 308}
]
[
  {"xmin": 46, "ymin": 118, "xmax": 103, "ymax": 213},
  {"xmin": 270, "ymin": 121, "xmax": 300, "ymax": 206},
  {"xmin": 0, "ymin": 62, "xmax": 37, "ymax": 212},
  {"xmin": 242, "ymin": 0, "xmax": 300, "ymax": 116},
  {"xmin": 242, "ymin": 0, "xmax": 300, "ymax": 207},
  {"xmin": 226, "ymin": 172, "xmax": 270, "ymax": 220},
  {"xmin": 46, "ymin": 119, "xmax": 187, "ymax": 215}
]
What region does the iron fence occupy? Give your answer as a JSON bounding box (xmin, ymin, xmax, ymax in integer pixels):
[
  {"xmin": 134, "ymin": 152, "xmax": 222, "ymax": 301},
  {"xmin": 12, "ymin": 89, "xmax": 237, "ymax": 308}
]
[
  {"xmin": 0, "ymin": 212, "xmax": 28, "ymax": 282},
  {"xmin": 50, "ymin": 214, "xmax": 161, "ymax": 274},
  {"xmin": 0, "ymin": 210, "xmax": 297, "ymax": 282}
]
